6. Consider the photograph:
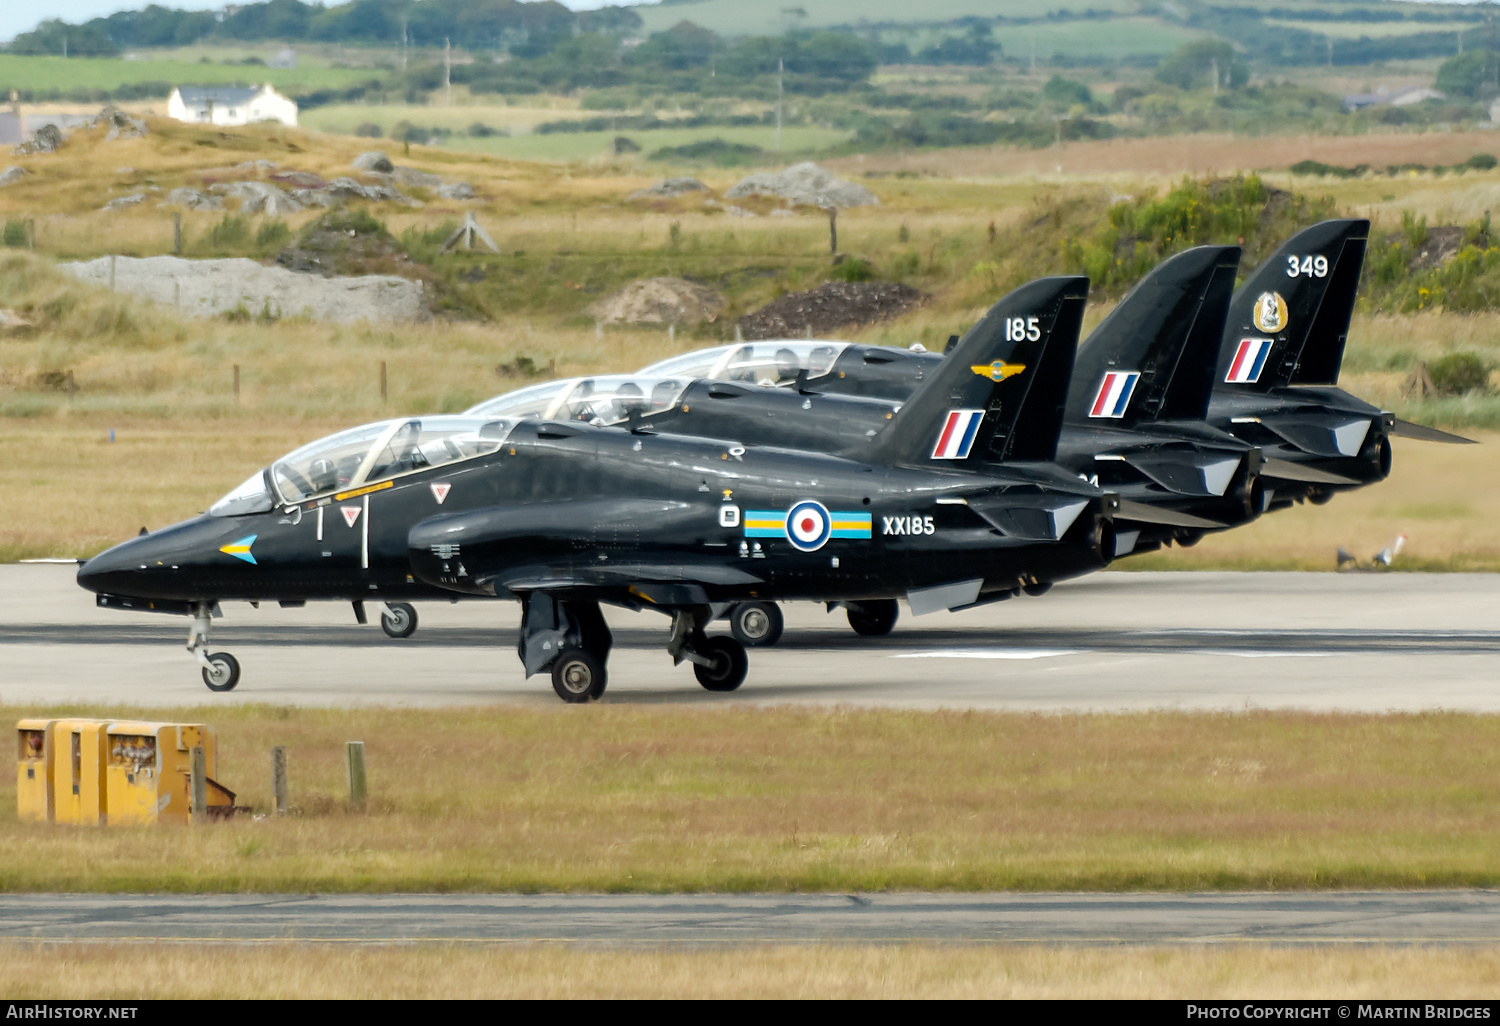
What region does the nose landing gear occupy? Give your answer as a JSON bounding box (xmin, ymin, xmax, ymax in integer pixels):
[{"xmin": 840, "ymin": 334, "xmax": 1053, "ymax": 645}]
[{"xmin": 187, "ymin": 602, "xmax": 240, "ymax": 692}]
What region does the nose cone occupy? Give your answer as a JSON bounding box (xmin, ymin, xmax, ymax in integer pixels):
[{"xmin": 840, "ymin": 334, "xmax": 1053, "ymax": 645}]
[{"xmin": 77, "ymin": 515, "xmax": 235, "ymax": 600}]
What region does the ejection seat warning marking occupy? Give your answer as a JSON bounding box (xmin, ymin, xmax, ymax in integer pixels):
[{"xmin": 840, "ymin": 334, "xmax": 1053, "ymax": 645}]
[
  {"xmin": 341, "ymin": 506, "xmax": 361, "ymax": 528},
  {"xmin": 431, "ymin": 482, "xmax": 451, "ymax": 505}
]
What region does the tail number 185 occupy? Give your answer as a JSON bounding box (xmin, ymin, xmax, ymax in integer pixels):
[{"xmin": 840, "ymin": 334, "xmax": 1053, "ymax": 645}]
[
  {"xmin": 1004, "ymin": 316, "xmax": 1042, "ymax": 341},
  {"xmin": 1286, "ymin": 255, "xmax": 1329, "ymax": 278}
]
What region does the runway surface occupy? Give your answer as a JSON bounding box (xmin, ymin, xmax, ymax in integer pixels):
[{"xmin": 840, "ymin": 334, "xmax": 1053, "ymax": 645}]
[
  {"xmin": 4, "ymin": 892, "xmax": 1500, "ymax": 944},
  {"xmin": 4, "ymin": 564, "xmax": 1500, "ymax": 710}
]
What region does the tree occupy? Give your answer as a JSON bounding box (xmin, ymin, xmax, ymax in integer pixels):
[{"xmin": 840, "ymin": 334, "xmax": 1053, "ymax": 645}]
[
  {"xmin": 1155, "ymin": 40, "xmax": 1247, "ymax": 91},
  {"xmin": 1436, "ymin": 48, "xmax": 1492, "ymax": 99},
  {"xmin": 627, "ymin": 21, "xmax": 720, "ymax": 71}
]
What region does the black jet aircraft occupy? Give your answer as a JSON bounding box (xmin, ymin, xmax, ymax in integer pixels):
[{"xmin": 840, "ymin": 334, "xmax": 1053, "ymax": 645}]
[
  {"xmin": 78, "ymin": 277, "xmax": 1121, "ymax": 701},
  {"xmin": 463, "ymin": 247, "xmax": 1267, "ymax": 642},
  {"xmin": 1205, "ymin": 218, "xmax": 1473, "ymax": 510}
]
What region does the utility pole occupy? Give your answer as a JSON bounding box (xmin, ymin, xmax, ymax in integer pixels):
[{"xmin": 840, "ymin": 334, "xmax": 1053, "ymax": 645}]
[
  {"xmin": 775, "ymin": 58, "xmax": 783, "ymax": 152},
  {"xmin": 445, "ymin": 37, "xmax": 452, "ymax": 106},
  {"xmin": 1030, "ymin": 38, "xmax": 1036, "ymax": 76},
  {"xmin": 1210, "ymin": 58, "xmax": 1219, "ymax": 94},
  {"xmin": 1327, "ymin": 35, "xmax": 1333, "ymax": 67},
  {"xmin": 401, "ymin": 18, "xmax": 408, "ymax": 70}
]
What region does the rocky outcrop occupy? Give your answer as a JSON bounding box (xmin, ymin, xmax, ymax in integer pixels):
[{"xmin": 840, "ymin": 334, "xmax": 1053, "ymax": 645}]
[{"xmin": 61, "ymin": 255, "xmax": 427, "ymax": 323}]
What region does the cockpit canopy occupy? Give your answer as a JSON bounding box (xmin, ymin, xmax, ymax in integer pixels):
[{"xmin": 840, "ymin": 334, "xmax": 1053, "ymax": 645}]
[
  {"xmin": 210, "ymin": 416, "xmax": 519, "ymax": 516},
  {"xmin": 638, "ymin": 340, "xmax": 850, "ymax": 385},
  {"xmin": 465, "ymin": 375, "xmax": 691, "ymax": 425}
]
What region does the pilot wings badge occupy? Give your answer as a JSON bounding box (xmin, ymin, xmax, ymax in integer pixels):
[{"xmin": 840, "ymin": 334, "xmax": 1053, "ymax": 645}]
[{"xmin": 970, "ymin": 361, "xmax": 1026, "ymax": 383}]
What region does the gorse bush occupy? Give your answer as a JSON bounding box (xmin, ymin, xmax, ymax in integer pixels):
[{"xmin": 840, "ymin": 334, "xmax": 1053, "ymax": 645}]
[
  {"xmin": 1429, "ymin": 352, "xmax": 1491, "ymax": 396},
  {"xmin": 1059, "ymin": 175, "xmax": 1336, "ymax": 295},
  {"xmin": 256, "ymin": 219, "xmax": 291, "ymax": 248},
  {"xmin": 209, "ymin": 215, "xmax": 249, "ymax": 248}
]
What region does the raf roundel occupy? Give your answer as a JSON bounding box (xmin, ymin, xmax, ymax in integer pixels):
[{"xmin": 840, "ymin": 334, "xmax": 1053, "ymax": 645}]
[{"xmin": 784, "ymin": 500, "xmax": 832, "ymax": 552}]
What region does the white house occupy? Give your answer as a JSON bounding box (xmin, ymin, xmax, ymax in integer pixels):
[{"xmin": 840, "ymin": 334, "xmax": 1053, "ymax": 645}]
[{"xmin": 167, "ymin": 84, "xmax": 298, "ymax": 127}]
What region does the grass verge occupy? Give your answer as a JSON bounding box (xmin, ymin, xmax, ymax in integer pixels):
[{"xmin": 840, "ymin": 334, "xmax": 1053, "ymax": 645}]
[
  {"xmin": 6, "ymin": 941, "xmax": 1500, "ymax": 999},
  {"xmin": 4, "ymin": 705, "xmax": 1500, "ymax": 893}
]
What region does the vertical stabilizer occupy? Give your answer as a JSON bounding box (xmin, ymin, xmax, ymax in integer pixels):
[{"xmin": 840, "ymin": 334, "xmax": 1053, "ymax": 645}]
[
  {"xmin": 1067, "ymin": 245, "xmax": 1242, "ymax": 425},
  {"xmin": 1218, "ymin": 218, "xmax": 1369, "ymax": 392},
  {"xmin": 864, "ymin": 276, "xmax": 1088, "ymax": 468}
]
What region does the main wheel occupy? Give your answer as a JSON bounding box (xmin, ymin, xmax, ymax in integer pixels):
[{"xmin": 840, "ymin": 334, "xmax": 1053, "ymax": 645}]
[
  {"xmin": 847, "ymin": 599, "xmax": 898, "ymax": 637},
  {"xmin": 551, "ymin": 647, "xmax": 606, "ymax": 704},
  {"xmin": 729, "ymin": 601, "xmax": 784, "ymax": 647},
  {"xmin": 693, "ymin": 636, "xmax": 748, "ymax": 692},
  {"xmin": 202, "ymin": 652, "xmax": 240, "ymax": 692},
  {"xmin": 380, "ymin": 602, "xmax": 418, "ymax": 639}
]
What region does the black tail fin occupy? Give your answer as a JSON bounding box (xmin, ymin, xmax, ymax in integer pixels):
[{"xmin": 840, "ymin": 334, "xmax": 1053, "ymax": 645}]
[
  {"xmin": 864, "ymin": 276, "xmax": 1088, "ymax": 469},
  {"xmin": 1067, "ymin": 245, "xmax": 1241, "ymax": 426},
  {"xmin": 1219, "ymin": 218, "xmax": 1369, "ymax": 392}
]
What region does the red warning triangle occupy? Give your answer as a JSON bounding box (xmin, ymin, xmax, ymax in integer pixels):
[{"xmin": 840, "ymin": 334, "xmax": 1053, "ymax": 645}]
[
  {"xmin": 341, "ymin": 506, "xmax": 361, "ymax": 528},
  {"xmin": 431, "ymin": 482, "xmax": 451, "ymax": 505}
]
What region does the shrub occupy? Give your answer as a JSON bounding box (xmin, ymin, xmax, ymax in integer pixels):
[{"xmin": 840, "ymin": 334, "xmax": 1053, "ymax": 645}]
[
  {"xmin": 209, "ymin": 215, "xmax": 249, "ymax": 247},
  {"xmin": 831, "ymin": 256, "xmax": 874, "ymax": 283},
  {"xmin": 1429, "ymin": 352, "xmax": 1490, "ymax": 395},
  {"xmin": 467, "ymin": 121, "xmax": 500, "ymax": 137},
  {"xmin": 1465, "ymin": 153, "xmax": 1498, "ymax": 171},
  {"xmin": 353, "ymin": 122, "xmax": 383, "ymax": 138},
  {"xmin": 2, "ymin": 221, "xmax": 27, "ymax": 247},
  {"xmin": 256, "ymin": 219, "xmax": 291, "ymax": 247}
]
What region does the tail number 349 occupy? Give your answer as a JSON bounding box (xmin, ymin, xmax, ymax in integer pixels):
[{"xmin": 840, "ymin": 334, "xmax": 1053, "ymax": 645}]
[{"xmin": 1286, "ymin": 255, "xmax": 1329, "ymax": 278}]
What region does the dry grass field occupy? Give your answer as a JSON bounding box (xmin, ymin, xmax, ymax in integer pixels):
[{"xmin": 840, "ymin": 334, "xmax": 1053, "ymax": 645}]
[
  {"xmin": 2, "ymin": 119, "xmax": 1499, "ymax": 566},
  {"xmin": 4, "ymin": 705, "xmax": 1500, "ymax": 893},
  {"xmin": 5, "ymin": 941, "xmax": 1500, "ymax": 999}
]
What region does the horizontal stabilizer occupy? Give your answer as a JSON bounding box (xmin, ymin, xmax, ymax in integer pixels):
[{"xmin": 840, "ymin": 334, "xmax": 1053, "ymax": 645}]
[
  {"xmin": 1122, "ymin": 452, "xmax": 1242, "ymax": 497},
  {"xmin": 1114, "ymin": 499, "xmax": 1226, "ymax": 530},
  {"xmin": 967, "ymin": 495, "xmax": 1091, "ymax": 541},
  {"xmin": 1390, "ymin": 418, "xmax": 1477, "ymax": 444},
  {"xmin": 1259, "ymin": 458, "xmax": 1359, "ymax": 485},
  {"xmin": 1259, "ymin": 413, "xmax": 1371, "ymax": 458}
]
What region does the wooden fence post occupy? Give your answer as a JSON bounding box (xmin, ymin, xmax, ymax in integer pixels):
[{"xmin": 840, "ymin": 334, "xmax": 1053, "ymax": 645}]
[
  {"xmin": 233, "ymin": 364, "xmax": 240, "ymax": 401},
  {"xmin": 380, "ymin": 361, "xmax": 388, "ymax": 403},
  {"xmin": 190, "ymin": 746, "xmax": 207, "ymax": 821},
  {"xmin": 346, "ymin": 741, "xmax": 367, "ymax": 811},
  {"xmin": 173, "ymin": 212, "xmax": 182, "ymax": 255},
  {"xmin": 271, "ymin": 745, "xmax": 287, "ymax": 817}
]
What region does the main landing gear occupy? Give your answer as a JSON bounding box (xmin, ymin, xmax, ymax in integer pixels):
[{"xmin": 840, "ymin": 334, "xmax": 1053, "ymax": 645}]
[
  {"xmin": 380, "ymin": 602, "xmax": 418, "ymax": 638},
  {"xmin": 188, "ymin": 601, "xmax": 240, "ymax": 692},
  {"xmin": 518, "ymin": 595, "xmax": 749, "ymax": 703},
  {"xmin": 845, "ymin": 599, "xmax": 899, "ymax": 637},
  {"xmin": 727, "ymin": 601, "xmax": 784, "ymax": 647}
]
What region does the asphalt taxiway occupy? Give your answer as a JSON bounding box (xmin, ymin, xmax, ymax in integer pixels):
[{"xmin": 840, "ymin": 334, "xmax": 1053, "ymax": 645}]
[
  {"xmin": 3, "ymin": 892, "xmax": 1499, "ymax": 944},
  {"xmin": 3, "ymin": 564, "xmax": 1498, "ymax": 710}
]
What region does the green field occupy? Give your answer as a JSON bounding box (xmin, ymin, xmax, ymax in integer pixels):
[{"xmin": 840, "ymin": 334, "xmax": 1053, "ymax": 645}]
[
  {"xmin": 0, "ymin": 54, "xmax": 379, "ymax": 96},
  {"xmin": 1264, "ymin": 18, "xmax": 1474, "ymax": 39},
  {"xmin": 635, "ymin": 0, "xmax": 1137, "ymax": 36},
  {"xmin": 299, "ymin": 105, "xmax": 853, "ymax": 163}
]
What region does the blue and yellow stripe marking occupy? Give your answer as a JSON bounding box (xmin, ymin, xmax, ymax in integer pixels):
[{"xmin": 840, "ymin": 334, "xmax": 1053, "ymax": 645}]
[{"xmin": 744, "ymin": 511, "xmax": 872, "ymax": 540}]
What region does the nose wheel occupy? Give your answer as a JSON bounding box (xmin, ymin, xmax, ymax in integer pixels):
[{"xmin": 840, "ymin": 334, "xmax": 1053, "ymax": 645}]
[
  {"xmin": 381, "ymin": 602, "xmax": 418, "ymax": 638},
  {"xmin": 187, "ymin": 602, "xmax": 240, "ymax": 692},
  {"xmin": 201, "ymin": 652, "xmax": 241, "ymax": 692}
]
